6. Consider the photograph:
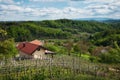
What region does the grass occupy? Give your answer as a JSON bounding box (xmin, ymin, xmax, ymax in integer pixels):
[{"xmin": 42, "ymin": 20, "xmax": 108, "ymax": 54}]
[{"xmin": 81, "ymin": 54, "xmax": 90, "ymax": 60}]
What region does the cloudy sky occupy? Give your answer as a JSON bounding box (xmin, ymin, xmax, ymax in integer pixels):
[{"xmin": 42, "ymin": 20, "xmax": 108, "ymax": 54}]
[{"xmin": 0, "ymin": 0, "xmax": 120, "ymax": 21}]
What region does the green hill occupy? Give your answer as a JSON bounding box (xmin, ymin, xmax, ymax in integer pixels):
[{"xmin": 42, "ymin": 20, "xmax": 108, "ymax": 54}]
[{"xmin": 0, "ymin": 19, "xmax": 119, "ymax": 42}]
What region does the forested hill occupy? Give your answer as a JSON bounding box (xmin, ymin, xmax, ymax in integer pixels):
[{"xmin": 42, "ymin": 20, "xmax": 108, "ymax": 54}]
[{"xmin": 0, "ymin": 19, "xmax": 119, "ymax": 41}]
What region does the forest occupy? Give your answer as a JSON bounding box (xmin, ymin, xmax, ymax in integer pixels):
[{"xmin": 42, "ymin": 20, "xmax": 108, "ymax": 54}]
[{"xmin": 0, "ymin": 19, "xmax": 119, "ymax": 41}]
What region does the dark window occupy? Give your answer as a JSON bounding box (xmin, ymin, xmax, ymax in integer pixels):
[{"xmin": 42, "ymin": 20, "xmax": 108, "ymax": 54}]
[{"xmin": 38, "ymin": 48, "xmax": 40, "ymax": 51}]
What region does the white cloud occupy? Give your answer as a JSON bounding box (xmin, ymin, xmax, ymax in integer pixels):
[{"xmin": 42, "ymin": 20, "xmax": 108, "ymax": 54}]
[
  {"xmin": 83, "ymin": 0, "xmax": 120, "ymax": 16},
  {"xmin": 0, "ymin": 5, "xmax": 23, "ymax": 12},
  {"xmin": 0, "ymin": 0, "xmax": 14, "ymax": 4},
  {"xmin": 83, "ymin": 0, "xmax": 114, "ymax": 4},
  {"xmin": 0, "ymin": 4, "xmax": 94, "ymax": 21},
  {"xmin": 29, "ymin": 0, "xmax": 66, "ymax": 2},
  {"xmin": 86, "ymin": 5, "xmax": 113, "ymax": 14},
  {"xmin": 0, "ymin": 0, "xmax": 21, "ymax": 5}
]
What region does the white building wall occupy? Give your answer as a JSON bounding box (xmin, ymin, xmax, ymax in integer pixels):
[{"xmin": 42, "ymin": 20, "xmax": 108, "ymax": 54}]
[{"xmin": 32, "ymin": 49, "xmax": 46, "ymax": 59}]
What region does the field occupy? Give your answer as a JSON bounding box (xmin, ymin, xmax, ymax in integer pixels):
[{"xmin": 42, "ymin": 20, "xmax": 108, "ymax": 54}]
[{"xmin": 0, "ymin": 55, "xmax": 120, "ymax": 80}]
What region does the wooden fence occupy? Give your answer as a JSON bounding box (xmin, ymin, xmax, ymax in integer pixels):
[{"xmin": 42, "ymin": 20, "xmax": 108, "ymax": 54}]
[{"xmin": 0, "ymin": 55, "xmax": 120, "ymax": 80}]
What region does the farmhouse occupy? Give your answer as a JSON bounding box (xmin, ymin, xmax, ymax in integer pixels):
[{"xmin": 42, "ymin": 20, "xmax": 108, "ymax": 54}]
[{"xmin": 17, "ymin": 40, "xmax": 54, "ymax": 59}]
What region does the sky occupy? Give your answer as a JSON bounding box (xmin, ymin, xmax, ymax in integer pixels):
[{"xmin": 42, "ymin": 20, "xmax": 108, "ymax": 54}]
[{"xmin": 0, "ymin": 0, "xmax": 120, "ymax": 21}]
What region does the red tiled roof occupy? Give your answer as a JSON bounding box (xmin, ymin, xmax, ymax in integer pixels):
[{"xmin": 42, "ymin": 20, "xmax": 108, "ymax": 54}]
[
  {"xmin": 17, "ymin": 42, "xmax": 39, "ymax": 55},
  {"xmin": 30, "ymin": 39, "xmax": 43, "ymax": 46}
]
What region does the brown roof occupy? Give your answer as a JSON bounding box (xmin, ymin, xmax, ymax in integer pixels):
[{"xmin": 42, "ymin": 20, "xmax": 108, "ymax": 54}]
[
  {"xmin": 17, "ymin": 42, "xmax": 39, "ymax": 55},
  {"xmin": 30, "ymin": 39, "xmax": 43, "ymax": 46}
]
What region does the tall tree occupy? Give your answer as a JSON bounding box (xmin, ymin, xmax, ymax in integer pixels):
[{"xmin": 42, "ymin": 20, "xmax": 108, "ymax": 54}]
[
  {"xmin": 74, "ymin": 41, "xmax": 90, "ymax": 57},
  {"xmin": 0, "ymin": 29, "xmax": 18, "ymax": 58},
  {"xmin": 64, "ymin": 40, "xmax": 73, "ymax": 56},
  {"xmin": 0, "ymin": 28, "xmax": 7, "ymax": 41}
]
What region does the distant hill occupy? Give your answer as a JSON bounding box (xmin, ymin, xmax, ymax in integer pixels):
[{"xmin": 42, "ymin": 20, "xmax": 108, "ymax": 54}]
[
  {"xmin": 105, "ymin": 19, "xmax": 120, "ymax": 23},
  {"xmin": 0, "ymin": 19, "xmax": 119, "ymax": 41},
  {"xmin": 74, "ymin": 18, "xmax": 120, "ymax": 22}
]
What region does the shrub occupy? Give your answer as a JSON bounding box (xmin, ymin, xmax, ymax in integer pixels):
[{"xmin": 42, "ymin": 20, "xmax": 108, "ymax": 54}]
[{"xmin": 99, "ymin": 49, "xmax": 120, "ymax": 63}]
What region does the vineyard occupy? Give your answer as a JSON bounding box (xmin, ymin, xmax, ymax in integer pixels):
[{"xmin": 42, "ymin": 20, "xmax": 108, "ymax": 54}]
[{"xmin": 0, "ymin": 55, "xmax": 120, "ymax": 80}]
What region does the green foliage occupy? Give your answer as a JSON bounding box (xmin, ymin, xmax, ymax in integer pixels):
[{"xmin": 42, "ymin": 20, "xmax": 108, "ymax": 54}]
[
  {"xmin": 88, "ymin": 45, "xmax": 96, "ymax": 54},
  {"xmin": 73, "ymin": 41, "xmax": 90, "ymax": 56},
  {"xmin": 64, "ymin": 40, "xmax": 74, "ymax": 55},
  {"xmin": 99, "ymin": 49, "xmax": 120, "ymax": 63},
  {"xmin": 89, "ymin": 56, "xmax": 100, "ymax": 62},
  {"xmin": 45, "ymin": 43, "xmax": 59, "ymax": 52},
  {"xmin": 0, "ymin": 19, "xmax": 115, "ymax": 42},
  {"xmin": 7, "ymin": 26, "xmax": 32, "ymax": 41},
  {"xmin": 33, "ymin": 72, "xmax": 46, "ymax": 80},
  {"xmin": 0, "ymin": 29, "xmax": 18, "ymax": 58},
  {"xmin": 90, "ymin": 29, "xmax": 120, "ymax": 46},
  {"xmin": 0, "ymin": 38, "xmax": 18, "ymax": 58},
  {"xmin": 74, "ymin": 44, "xmax": 81, "ymax": 53},
  {"xmin": 0, "ymin": 28, "xmax": 7, "ymax": 41},
  {"xmin": 0, "ymin": 28, "xmax": 7, "ymax": 36},
  {"xmin": 114, "ymin": 41, "xmax": 120, "ymax": 52}
]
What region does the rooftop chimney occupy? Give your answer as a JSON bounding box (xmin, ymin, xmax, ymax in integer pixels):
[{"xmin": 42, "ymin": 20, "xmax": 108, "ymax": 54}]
[{"xmin": 23, "ymin": 43, "xmax": 25, "ymax": 47}]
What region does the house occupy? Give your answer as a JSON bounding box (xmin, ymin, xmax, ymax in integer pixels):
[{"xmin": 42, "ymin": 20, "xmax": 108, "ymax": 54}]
[{"xmin": 16, "ymin": 40, "xmax": 54, "ymax": 59}]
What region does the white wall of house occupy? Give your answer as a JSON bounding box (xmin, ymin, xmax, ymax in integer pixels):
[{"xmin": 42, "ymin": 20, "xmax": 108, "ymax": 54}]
[{"xmin": 32, "ymin": 48, "xmax": 46, "ymax": 59}]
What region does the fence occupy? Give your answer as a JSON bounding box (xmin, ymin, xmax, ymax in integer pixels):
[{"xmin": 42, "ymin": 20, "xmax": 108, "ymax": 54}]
[{"xmin": 0, "ymin": 55, "xmax": 120, "ymax": 80}]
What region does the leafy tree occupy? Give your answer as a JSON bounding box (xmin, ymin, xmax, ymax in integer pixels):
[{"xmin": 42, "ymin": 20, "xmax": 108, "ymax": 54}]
[
  {"xmin": 64, "ymin": 40, "xmax": 73, "ymax": 56},
  {"xmin": 99, "ymin": 41, "xmax": 120, "ymax": 63},
  {"xmin": 90, "ymin": 29, "xmax": 120, "ymax": 46},
  {"xmin": 74, "ymin": 43, "xmax": 82, "ymax": 56},
  {"xmin": 0, "ymin": 38, "xmax": 18, "ymax": 57},
  {"xmin": 99, "ymin": 49, "xmax": 120, "ymax": 63},
  {"xmin": 0, "ymin": 28, "xmax": 7, "ymax": 41},
  {"xmin": 0, "ymin": 29, "xmax": 18, "ymax": 58},
  {"xmin": 44, "ymin": 43, "xmax": 60, "ymax": 53},
  {"xmin": 74, "ymin": 41, "xmax": 90, "ymax": 56}
]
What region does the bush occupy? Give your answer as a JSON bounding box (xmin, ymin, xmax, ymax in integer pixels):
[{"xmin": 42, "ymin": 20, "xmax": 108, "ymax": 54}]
[
  {"xmin": 99, "ymin": 49, "xmax": 120, "ymax": 63},
  {"xmin": 89, "ymin": 56, "xmax": 100, "ymax": 62}
]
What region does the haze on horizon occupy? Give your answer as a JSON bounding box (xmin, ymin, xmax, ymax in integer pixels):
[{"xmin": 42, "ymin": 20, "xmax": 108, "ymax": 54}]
[{"xmin": 0, "ymin": 0, "xmax": 120, "ymax": 21}]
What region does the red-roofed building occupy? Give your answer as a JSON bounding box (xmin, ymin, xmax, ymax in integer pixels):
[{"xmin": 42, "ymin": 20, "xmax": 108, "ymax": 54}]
[{"xmin": 16, "ymin": 40, "xmax": 54, "ymax": 59}]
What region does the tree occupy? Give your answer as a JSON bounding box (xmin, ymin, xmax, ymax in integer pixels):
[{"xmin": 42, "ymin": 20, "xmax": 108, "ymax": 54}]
[
  {"xmin": 45, "ymin": 43, "xmax": 59, "ymax": 52},
  {"xmin": 0, "ymin": 28, "xmax": 7, "ymax": 41},
  {"xmin": 98, "ymin": 40, "xmax": 120, "ymax": 64},
  {"xmin": 74, "ymin": 44, "xmax": 82, "ymax": 56},
  {"xmin": 99, "ymin": 49, "xmax": 120, "ymax": 63},
  {"xmin": 64, "ymin": 40, "xmax": 73, "ymax": 56},
  {"xmin": 0, "ymin": 38, "xmax": 18, "ymax": 57},
  {"xmin": 74, "ymin": 41, "xmax": 90, "ymax": 57},
  {"xmin": 0, "ymin": 29, "xmax": 18, "ymax": 58}
]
